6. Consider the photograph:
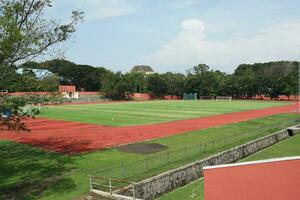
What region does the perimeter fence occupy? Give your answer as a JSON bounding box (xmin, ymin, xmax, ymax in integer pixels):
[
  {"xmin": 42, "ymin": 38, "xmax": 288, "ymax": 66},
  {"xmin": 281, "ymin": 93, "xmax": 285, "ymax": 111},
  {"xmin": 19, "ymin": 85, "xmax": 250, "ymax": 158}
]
[{"xmin": 91, "ymin": 118, "xmax": 299, "ymax": 188}]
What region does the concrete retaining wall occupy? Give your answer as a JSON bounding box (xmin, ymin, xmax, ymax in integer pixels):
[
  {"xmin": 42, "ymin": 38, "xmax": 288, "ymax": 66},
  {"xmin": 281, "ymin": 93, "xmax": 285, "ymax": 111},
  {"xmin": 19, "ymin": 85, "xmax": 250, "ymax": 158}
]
[{"xmin": 120, "ymin": 127, "xmax": 299, "ymax": 199}]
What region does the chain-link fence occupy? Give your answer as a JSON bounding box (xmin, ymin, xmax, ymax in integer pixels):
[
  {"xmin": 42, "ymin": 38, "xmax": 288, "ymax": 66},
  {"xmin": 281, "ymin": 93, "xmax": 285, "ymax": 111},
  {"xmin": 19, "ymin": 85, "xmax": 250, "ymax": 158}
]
[
  {"xmin": 70, "ymin": 96, "xmax": 106, "ymax": 103},
  {"xmin": 91, "ymin": 119, "xmax": 299, "ymax": 184}
]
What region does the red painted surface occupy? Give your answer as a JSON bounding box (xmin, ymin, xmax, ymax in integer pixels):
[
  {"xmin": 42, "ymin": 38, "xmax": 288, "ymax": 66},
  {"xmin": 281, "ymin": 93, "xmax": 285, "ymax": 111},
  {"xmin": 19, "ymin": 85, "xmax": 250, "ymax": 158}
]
[
  {"xmin": 254, "ymin": 95, "xmax": 300, "ymax": 101},
  {"xmin": 58, "ymin": 85, "xmax": 76, "ymax": 92},
  {"xmin": 0, "ymin": 92, "xmax": 56, "ymax": 96},
  {"xmin": 163, "ymin": 95, "xmax": 180, "ymax": 100},
  {"xmin": 0, "ymin": 104, "xmax": 298, "ymax": 154},
  {"xmin": 129, "ymin": 93, "xmax": 180, "ymax": 100},
  {"xmin": 129, "ymin": 93, "xmax": 152, "ymax": 100},
  {"xmin": 204, "ymin": 158, "xmax": 300, "ymax": 200}
]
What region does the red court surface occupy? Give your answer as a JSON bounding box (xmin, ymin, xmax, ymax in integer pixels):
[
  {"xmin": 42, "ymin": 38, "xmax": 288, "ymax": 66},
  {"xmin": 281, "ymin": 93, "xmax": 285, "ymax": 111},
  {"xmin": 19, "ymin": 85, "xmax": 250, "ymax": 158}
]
[
  {"xmin": 203, "ymin": 156, "xmax": 300, "ymax": 200},
  {"xmin": 0, "ymin": 103, "xmax": 299, "ymax": 154}
]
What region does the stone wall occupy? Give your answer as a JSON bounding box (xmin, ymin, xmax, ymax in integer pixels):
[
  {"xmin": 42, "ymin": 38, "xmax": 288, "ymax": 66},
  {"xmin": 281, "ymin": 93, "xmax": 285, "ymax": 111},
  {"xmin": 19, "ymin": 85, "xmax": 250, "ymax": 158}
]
[{"xmin": 119, "ymin": 127, "xmax": 299, "ymax": 199}]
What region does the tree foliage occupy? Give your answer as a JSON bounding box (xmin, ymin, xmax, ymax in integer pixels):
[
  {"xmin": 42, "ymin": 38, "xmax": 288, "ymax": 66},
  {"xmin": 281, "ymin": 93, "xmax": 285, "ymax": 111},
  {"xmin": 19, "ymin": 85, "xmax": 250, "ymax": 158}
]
[
  {"xmin": 0, "ymin": 93, "xmax": 41, "ymax": 132},
  {"xmin": 0, "ymin": 0, "xmax": 82, "ymax": 132},
  {"xmin": 146, "ymin": 73, "xmax": 167, "ymax": 98},
  {"xmin": 24, "ymin": 59, "xmax": 108, "ymax": 91},
  {"xmin": 100, "ymin": 72, "xmax": 130, "ymax": 100},
  {"xmin": 161, "ymin": 72, "xmax": 185, "ymax": 97},
  {"xmin": 0, "ymin": 0, "xmax": 83, "ymax": 66},
  {"xmin": 232, "ymin": 61, "xmax": 299, "ymax": 99}
]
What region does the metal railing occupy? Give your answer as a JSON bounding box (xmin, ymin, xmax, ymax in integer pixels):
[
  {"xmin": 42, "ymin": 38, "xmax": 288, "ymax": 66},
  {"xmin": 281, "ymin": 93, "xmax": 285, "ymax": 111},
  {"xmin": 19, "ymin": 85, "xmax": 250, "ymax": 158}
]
[{"xmin": 89, "ymin": 176, "xmax": 138, "ymax": 199}]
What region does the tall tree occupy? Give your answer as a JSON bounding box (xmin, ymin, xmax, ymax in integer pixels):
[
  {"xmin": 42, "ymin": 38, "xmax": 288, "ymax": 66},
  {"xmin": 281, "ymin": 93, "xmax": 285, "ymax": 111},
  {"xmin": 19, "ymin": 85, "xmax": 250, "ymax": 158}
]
[
  {"xmin": 162, "ymin": 72, "xmax": 185, "ymax": 98},
  {"xmin": 24, "ymin": 59, "xmax": 108, "ymax": 91},
  {"xmin": 124, "ymin": 72, "xmax": 146, "ymax": 93},
  {"xmin": 0, "ymin": 0, "xmax": 83, "ymax": 66},
  {"xmin": 146, "ymin": 73, "xmax": 167, "ymax": 98},
  {"xmin": 187, "ymin": 64, "xmax": 210, "ymax": 74},
  {"xmin": 0, "ymin": 0, "xmax": 83, "ymax": 131},
  {"xmin": 100, "ymin": 72, "xmax": 130, "ymax": 100}
]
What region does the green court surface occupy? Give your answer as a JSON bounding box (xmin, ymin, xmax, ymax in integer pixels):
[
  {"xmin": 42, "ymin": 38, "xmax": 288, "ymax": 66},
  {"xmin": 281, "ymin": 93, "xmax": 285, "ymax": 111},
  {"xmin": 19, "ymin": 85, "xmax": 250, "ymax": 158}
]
[
  {"xmin": 158, "ymin": 129, "xmax": 300, "ymax": 200},
  {"xmin": 40, "ymin": 100, "xmax": 289, "ymax": 126}
]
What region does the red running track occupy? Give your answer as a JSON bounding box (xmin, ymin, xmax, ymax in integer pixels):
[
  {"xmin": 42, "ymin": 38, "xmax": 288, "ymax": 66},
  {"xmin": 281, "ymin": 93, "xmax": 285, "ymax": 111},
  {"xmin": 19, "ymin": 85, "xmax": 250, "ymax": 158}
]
[{"xmin": 0, "ymin": 104, "xmax": 299, "ymax": 154}]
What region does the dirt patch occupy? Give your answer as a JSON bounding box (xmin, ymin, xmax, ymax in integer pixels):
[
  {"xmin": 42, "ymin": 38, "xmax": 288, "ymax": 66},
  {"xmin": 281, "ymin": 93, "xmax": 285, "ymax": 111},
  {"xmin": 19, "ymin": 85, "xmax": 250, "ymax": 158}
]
[{"xmin": 117, "ymin": 143, "xmax": 168, "ymax": 154}]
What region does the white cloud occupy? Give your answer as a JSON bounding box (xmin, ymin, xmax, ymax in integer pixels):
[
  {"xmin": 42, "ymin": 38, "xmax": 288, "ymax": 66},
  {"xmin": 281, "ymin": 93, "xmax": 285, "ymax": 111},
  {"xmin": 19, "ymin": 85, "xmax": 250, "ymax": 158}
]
[{"xmin": 142, "ymin": 19, "xmax": 300, "ymax": 72}]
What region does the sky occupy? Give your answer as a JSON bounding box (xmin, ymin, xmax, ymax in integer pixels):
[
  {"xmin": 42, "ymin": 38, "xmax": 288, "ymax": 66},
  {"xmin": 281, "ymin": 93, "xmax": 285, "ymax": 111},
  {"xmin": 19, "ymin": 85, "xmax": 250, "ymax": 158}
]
[{"xmin": 47, "ymin": 0, "xmax": 300, "ymax": 73}]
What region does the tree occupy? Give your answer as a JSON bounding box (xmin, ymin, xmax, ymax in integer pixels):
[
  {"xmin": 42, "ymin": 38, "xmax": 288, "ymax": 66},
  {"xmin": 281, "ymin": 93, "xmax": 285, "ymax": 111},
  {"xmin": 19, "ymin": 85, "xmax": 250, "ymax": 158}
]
[
  {"xmin": 232, "ymin": 65, "xmax": 259, "ymax": 98},
  {"xmin": 24, "ymin": 59, "xmax": 108, "ymax": 91},
  {"xmin": 0, "ymin": 65, "xmax": 23, "ymax": 91},
  {"xmin": 36, "ymin": 74, "xmax": 60, "ymax": 92},
  {"xmin": 124, "ymin": 72, "xmax": 146, "ymax": 93},
  {"xmin": 0, "ymin": 0, "xmax": 83, "ymax": 66},
  {"xmin": 100, "ymin": 72, "xmax": 130, "ymax": 100},
  {"xmin": 146, "ymin": 73, "xmax": 167, "ymax": 98},
  {"xmin": 187, "ymin": 64, "xmax": 210, "ymax": 74},
  {"xmin": 0, "ymin": 93, "xmax": 40, "ymax": 132},
  {"xmin": 162, "ymin": 72, "xmax": 185, "ymax": 98},
  {"xmin": 231, "ymin": 61, "xmax": 299, "ymax": 99},
  {"xmin": 0, "ymin": 0, "xmax": 83, "ymax": 131}
]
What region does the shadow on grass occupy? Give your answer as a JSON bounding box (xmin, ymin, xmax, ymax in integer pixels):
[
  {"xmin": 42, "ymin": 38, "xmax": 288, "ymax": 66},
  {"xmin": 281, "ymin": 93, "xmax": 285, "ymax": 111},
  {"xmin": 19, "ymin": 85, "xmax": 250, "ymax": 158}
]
[
  {"xmin": 0, "ymin": 141, "xmax": 75, "ymax": 200},
  {"xmin": 22, "ymin": 137, "xmax": 95, "ymax": 154}
]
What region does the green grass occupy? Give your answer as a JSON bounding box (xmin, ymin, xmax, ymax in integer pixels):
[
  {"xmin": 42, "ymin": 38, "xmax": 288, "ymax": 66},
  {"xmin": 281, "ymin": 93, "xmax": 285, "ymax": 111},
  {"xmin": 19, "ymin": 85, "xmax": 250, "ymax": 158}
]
[
  {"xmin": 39, "ymin": 100, "xmax": 289, "ymax": 126},
  {"xmin": 0, "ymin": 113, "xmax": 299, "ymax": 200},
  {"xmin": 242, "ymin": 131, "xmax": 300, "ymax": 162},
  {"xmin": 158, "ymin": 125, "xmax": 300, "ymax": 200}
]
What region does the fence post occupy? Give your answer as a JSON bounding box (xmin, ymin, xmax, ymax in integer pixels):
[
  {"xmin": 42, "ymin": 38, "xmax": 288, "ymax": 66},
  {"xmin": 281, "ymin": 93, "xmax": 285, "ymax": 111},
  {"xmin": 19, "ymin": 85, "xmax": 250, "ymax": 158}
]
[
  {"xmin": 121, "ymin": 162, "xmax": 124, "ymax": 177},
  {"xmin": 167, "ymin": 151, "xmax": 169, "ymax": 164},
  {"xmin": 199, "ymin": 143, "xmax": 202, "ymax": 154},
  {"xmin": 132, "ymin": 184, "xmax": 136, "ymax": 199},
  {"xmin": 109, "ymin": 179, "xmax": 112, "ymax": 195},
  {"xmin": 89, "ymin": 176, "xmax": 93, "ymax": 190},
  {"xmin": 145, "ymin": 154, "xmax": 149, "ymax": 171}
]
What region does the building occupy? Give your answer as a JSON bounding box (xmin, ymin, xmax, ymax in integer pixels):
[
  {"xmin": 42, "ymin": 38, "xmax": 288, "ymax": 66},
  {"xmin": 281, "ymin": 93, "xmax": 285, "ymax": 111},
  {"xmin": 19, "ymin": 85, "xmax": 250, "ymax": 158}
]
[
  {"xmin": 58, "ymin": 85, "xmax": 79, "ymax": 99},
  {"xmin": 16, "ymin": 68, "xmax": 54, "ymax": 79},
  {"xmin": 203, "ymin": 156, "xmax": 300, "ymax": 200},
  {"xmin": 130, "ymin": 65, "xmax": 154, "ymax": 74}
]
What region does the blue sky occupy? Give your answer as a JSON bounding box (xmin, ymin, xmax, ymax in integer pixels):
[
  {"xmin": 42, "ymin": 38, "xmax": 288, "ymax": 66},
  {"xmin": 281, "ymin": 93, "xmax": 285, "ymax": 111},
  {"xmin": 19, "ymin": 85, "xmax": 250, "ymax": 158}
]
[{"xmin": 48, "ymin": 0, "xmax": 300, "ymax": 73}]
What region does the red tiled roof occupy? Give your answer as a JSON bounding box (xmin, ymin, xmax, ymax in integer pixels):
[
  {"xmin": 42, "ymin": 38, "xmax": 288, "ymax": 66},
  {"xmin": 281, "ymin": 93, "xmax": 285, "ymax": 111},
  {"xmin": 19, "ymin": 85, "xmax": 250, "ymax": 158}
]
[{"xmin": 58, "ymin": 85, "xmax": 76, "ymax": 92}]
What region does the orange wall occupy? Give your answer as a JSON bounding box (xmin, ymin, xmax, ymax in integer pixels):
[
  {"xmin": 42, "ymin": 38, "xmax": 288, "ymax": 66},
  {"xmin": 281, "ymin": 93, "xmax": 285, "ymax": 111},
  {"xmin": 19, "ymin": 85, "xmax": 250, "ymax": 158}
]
[
  {"xmin": 255, "ymin": 95, "xmax": 300, "ymax": 101},
  {"xmin": 129, "ymin": 93, "xmax": 180, "ymax": 100},
  {"xmin": 204, "ymin": 158, "xmax": 300, "ymax": 200}
]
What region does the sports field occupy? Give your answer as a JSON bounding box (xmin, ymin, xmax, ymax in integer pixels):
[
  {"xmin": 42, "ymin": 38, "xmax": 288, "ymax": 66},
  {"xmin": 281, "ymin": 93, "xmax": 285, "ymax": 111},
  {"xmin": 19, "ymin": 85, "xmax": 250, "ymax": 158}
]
[
  {"xmin": 0, "ymin": 100, "xmax": 298, "ymax": 200},
  {"xmin": 0, "ymin": 113, "xmax": 299, "ymax": 200},
  {"xmin": 0, "ymin": 100, "xmax": 296, "ymax": 153},
  {"xmin": 40, "ymin": 100, "xmax": 290, "ymax": 126}
]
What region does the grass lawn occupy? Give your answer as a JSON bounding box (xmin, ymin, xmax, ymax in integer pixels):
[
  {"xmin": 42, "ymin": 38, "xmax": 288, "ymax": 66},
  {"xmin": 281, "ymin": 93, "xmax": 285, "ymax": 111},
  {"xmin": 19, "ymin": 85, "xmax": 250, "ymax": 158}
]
[
  {"xmin": 158, "ymin": 125, "xmax": 300, "ymax": 200},
  {"xmin": 0, "ymin": 113, "xmax": 299, "ymax": 200},
  {"xmin": 39, "ymin": 100, "xmax": 289, "ymax": 126}
]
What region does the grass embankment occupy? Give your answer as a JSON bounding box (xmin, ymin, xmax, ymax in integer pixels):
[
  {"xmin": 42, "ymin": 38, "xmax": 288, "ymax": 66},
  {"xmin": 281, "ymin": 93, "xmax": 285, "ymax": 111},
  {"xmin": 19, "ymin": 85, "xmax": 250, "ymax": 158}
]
[
  {"xmin": 0, "ymin": 113, "xmax": 299, "ymax": 200},
  {"xmin": 40, "ymin": 100, "xmax": 289, "ymax": 126},
  {"xmin": 158, "ymin": 125, "xmax": 300, "ymax": 200}
]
